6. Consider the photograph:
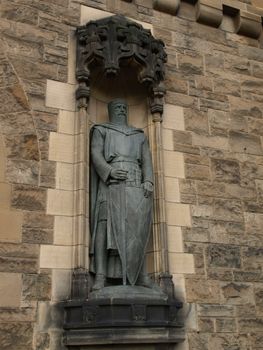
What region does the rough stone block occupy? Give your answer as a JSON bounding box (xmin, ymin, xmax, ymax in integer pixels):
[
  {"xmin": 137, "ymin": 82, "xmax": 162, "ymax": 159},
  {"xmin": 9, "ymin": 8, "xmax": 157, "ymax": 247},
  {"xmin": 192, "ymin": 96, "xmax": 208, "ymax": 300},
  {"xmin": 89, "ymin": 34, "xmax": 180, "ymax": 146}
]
[
  {"xmin": 22, "ymin": 227, "xmax": 53, "ymax": 245},
  {"xmin": 211, "ymin": 158, "xmax": 240, "ymax": 184},
  {"xmin": 221, "ymin": 282, "xmax": 254, "ymax": 305},
  {"xmin": 0, "ymin": 322, "xmax": 33, "ymax": 350},
  {"xmin": 7, "ymin": 159, "xmax": 39, "ymax": 185},
  {"xmin": 0, "ymin": 272, "xmax": 22, "ymax": 307},
  {"xmin": 207, "ymin": 244, "xmax": 241, "ymax": 268},
  {"xmin": 166, "ymin": 91, "xmax": 198, "ymax": 109},
  {"xmin": 213, "ymin": 198, "xmax": 243, "ymax": 222},
  {"xmin": 12, "ymin": 185, "xmax": 46, "ymax": 211},
  {"xmin": 229, "ymin": 131, "xmax": 262, "ymax": 155},
  {"xmin": 185, "ymin": 277, "xmax": 220, "ymax": 303},
  {"xmin": 192, "ymin": 134, "xmax": 229, "ymax": 150},
  {"xmin": 22, "ymin": 273, "xmax": 51, "ymax": 301},
  {"xmin": 178, "ymin": 52, "xmax": 204, "ymax": 75},
  {"xmin": 197, "ymin": 304, "xmax": 235, "ymax": 317},
  {"xmin": 185, "ymin": 163, "xmax": 210, "ymax": 181},
  {"xmin": 185, "ymin": 108, "xmax": 209, "ymax": 134},
  {"xmin": 4, "ymin": 133, "xmax": 39, "ymax": 161}
]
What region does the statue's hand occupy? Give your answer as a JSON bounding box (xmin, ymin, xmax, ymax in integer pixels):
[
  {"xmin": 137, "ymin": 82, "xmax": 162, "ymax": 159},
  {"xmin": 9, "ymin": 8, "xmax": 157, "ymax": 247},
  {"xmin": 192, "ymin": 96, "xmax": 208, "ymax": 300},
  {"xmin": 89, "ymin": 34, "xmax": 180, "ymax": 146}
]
[
  {"xmin": 142, "ymin": 181, "xmax": 153, "ymax": 198},
  {"xmin": 110, "ymin": 168, "xmax": 128, "ymax": 180}
]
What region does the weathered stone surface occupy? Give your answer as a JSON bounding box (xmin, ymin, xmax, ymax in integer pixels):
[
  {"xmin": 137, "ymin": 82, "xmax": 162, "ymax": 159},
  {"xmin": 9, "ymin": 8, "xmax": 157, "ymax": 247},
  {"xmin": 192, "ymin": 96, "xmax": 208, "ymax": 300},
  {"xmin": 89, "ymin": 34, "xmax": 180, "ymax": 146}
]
[
  {"xmin": 208, "ymin": 109, "xmax": 230, "ymax": 136},
  {"xmin": 0, "ymin": 112, "xmax": 34, "ymax": 135},
  {"xmin": 0, "ymin": 59, "xmax": 18, "ymax": 87},
  {"xmin": 214, "ymin": 78, "xmax": 241, "ymax": 97},
  {"xmin": 0, "ymin": 85, "xmax": 29, "ymax": 114},
  {"xmin": 0, "ymin": 322, "xmax": 33, "ymax": 350},
  {"xmin": 0, "ymin": 243, "xmax": 38, "ymax": 273},
  {"xmin": 213, "ymin": 198, "xmax": 243, "ymax": 222},
  {"xmin": 211, "ymin": 158, "xmax": 240, "ymax": 184},
  {"xmin": 239, "ymin": 318, "xmax": 263, "ymax": 332},
  {"xmin": 221, "ymin": 282, "xmax": 254, "ymax": 305},
  {"xmin": 4, "ymin": 134, "xmax": 39, "ymax": 161},
  {"xmin": 34, "ymin": 111, "xmax": 57, "ymax": 132},
  {"xmin": 208, "ymin": 333, "xmax": 251, "ymax": 350},
  {"xmin": 242, "ymin": 247, "xmax": 263, "ymax": 271},
  {"xmin": 207, "ymin": 244, "xmax": 241, "ymax": 268},
  {"xmin": 6, "ymin": 159, "xmax": 39, "ymax": 185},
  {"xmin": 215, "ymin": 318, "xmax": 236, "ymax": 333},
  {"xmin": 185, "ymin": 277, "xmax": 221, "ymax": 303},
  {"xmin": 22, "ymin": 228, "xmax": 53, "ymax": 244},
  {"xmin": 0, "ymin": 307, "xmax": 35, "ymax": 323},
  {"xmin": 185, "ymin": 163, "xmax": 210, "ymax": 180},
  {"xmin": 184, "ymin": 108, "xmax": 209, "ymax": 134},
  {"xmin": 22, "ymin": 273, "xmax": 51, "ymax": 301},
  {"xmin": 188, "ymin": 332, "xmax": 209, "ymax": 350},
  {"xmin": 11, "ymin": 185, "xmax": 46, "ymax": 211},
  {"xmin": 34, "ymin": 332, "xmax": 50, "ymax": 350},
  {"xmin": 165, "ymin": 91, "xmax": 199, "ymax": 108},
  {"xmin": 178, "ymin": 52, "xmax": 203, "ymax": 75},
  {"xmin": 22, "ymin": 212, "xmax": 54, "ymax": 229}
]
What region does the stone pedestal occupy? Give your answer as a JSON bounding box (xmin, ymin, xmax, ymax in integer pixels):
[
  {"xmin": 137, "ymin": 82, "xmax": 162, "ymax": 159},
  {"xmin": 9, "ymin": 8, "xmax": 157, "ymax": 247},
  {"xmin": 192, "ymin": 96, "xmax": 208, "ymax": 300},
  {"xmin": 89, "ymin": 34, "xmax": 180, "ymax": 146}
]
[{"xmin": 63, "ymin": 286, "xmax": 184, "ymax": 348}]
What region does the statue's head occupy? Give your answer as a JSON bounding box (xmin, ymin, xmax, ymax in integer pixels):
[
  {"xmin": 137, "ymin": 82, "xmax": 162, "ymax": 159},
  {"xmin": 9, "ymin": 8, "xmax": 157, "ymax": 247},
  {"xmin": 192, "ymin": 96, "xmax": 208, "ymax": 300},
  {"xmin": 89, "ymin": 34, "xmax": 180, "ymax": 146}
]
[{"xmin": 108, "ymin": 99, "xmax": 128, "ymax": 125}]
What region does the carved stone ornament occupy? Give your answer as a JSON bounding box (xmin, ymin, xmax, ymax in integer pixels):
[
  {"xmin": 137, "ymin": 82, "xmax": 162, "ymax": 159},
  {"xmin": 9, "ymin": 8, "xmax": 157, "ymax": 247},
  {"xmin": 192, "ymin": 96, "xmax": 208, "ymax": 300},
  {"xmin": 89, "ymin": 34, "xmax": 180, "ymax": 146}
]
[{"xmin": 76, "ymin": 15, "xmax": 167, "ymax": 114}]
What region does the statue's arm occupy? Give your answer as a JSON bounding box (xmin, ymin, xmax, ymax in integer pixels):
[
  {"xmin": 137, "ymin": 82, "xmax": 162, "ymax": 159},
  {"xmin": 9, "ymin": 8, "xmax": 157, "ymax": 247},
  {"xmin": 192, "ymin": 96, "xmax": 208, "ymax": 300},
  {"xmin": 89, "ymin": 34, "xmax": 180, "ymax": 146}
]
[{"xmin": 91, "ymin": 128, "xmax": 112, "ymax": 183}]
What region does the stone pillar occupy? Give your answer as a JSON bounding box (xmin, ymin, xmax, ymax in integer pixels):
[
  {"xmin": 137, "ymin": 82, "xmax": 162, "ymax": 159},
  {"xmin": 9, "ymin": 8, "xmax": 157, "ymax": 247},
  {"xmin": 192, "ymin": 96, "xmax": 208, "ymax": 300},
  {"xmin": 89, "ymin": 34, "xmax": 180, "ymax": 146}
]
[
  {"xmin": 71, "ymin": 91, "xmax": 90, "ymax": 300},
  {"xmin": 149, "ymin": 90, "xmax": 175, "ymax": 299}
]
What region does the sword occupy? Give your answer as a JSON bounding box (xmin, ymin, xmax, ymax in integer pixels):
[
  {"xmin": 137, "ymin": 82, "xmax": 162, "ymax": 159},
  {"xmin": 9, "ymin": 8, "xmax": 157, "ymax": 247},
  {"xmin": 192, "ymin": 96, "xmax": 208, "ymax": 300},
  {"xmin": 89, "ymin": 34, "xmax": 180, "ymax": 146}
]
[{"xmin": 120, "ymin": 162, "xmax": 127, "ymax": 286}]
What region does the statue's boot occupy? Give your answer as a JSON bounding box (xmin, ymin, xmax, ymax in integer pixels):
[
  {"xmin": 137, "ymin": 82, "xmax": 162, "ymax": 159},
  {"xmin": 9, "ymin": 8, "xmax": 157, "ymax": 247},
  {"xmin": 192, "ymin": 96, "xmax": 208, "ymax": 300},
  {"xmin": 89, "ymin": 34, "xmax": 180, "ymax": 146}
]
[
  {"xmin": 137, "ymin": 274, "xmax": 155, "ymax": 288},
  {"xmin": 93, "ymin": 274, "xmax": 105, "ymax": 291},
  {"xmin": 137, "ymin": 274, "xmax": 164, "ymax": 293}
]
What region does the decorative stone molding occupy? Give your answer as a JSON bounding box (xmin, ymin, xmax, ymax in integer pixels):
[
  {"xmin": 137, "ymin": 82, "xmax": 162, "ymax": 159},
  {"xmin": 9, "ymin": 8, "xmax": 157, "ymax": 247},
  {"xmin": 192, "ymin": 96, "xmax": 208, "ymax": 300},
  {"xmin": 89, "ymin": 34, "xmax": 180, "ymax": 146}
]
[
  {"xmin": 153, "ymin": 0, "xmax": 181, "ymax": 15},
  {"xmin": 236, "ymin": 10, "xmax": 262, "ymax": 38},
  {"xmin": 76, "ymin": 15, "xmax": 167, "ymax": 114},
  {"xmin": 196, "ymin": 0, "xmax": 223, "ymax": 27},
  {"xmin": 150, "ymin": 0, "xmax": 263, "ymax": 39}
]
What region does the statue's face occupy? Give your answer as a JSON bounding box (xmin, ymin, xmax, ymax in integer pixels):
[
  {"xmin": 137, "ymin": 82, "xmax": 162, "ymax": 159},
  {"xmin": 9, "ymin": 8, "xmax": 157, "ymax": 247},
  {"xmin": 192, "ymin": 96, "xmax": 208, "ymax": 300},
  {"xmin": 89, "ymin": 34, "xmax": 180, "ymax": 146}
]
[{"xmin": 110, "ymin": 103, "xmax": 128, "ymax": 124}]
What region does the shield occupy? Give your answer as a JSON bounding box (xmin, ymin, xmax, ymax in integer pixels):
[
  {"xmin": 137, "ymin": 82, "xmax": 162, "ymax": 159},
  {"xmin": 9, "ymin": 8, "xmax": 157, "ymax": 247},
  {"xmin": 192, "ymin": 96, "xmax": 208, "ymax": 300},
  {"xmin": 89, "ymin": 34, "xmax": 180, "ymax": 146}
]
[{"xmin": 109, "ymin": 184, "xmax": 153, "ymax": 285}]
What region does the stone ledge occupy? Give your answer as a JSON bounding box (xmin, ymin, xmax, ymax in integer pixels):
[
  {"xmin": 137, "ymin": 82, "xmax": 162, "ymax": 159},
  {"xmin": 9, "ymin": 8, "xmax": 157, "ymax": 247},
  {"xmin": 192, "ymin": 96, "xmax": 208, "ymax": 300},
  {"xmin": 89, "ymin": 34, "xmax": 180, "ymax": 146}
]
[{"xmin": 123, "ymin": 0, "xmax": 263, "ymax": 39}]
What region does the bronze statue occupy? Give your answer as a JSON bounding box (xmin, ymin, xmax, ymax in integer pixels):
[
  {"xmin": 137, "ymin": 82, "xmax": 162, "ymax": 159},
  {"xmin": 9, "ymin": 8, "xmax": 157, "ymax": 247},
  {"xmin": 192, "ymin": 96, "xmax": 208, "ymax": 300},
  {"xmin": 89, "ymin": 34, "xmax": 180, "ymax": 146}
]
[{"xmin": 90, "ymin": 99, "xmax": 154, "ymax": 291}]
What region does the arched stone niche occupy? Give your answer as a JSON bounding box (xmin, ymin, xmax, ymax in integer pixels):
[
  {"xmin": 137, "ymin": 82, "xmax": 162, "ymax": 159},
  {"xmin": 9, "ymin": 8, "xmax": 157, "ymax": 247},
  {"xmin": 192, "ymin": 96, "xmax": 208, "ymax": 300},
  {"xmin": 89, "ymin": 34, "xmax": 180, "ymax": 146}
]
[
  {"xmin": 63, "ymin": 14, "xmax": 184, "ymax": 350},
  {"xmin": 72, "ymin": 14, "xmax": 174, "ymax": 299}
]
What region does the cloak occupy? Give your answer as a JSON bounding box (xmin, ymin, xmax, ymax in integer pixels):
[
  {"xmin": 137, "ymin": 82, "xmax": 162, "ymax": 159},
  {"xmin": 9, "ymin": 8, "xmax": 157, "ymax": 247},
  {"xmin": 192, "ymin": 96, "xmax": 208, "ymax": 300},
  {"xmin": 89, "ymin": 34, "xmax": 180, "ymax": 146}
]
[{"xmin": 89, "ymin": 123, "xmax": 153, "ymax": 285}]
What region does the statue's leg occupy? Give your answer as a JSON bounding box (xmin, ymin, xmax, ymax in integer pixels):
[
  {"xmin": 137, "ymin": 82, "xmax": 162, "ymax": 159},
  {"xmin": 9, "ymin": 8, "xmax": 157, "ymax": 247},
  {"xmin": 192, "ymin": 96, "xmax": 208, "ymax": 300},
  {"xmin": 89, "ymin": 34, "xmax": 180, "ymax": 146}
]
[{"xmin": 93, "ymin": 220, "xmax": 107, "ymax": 290}]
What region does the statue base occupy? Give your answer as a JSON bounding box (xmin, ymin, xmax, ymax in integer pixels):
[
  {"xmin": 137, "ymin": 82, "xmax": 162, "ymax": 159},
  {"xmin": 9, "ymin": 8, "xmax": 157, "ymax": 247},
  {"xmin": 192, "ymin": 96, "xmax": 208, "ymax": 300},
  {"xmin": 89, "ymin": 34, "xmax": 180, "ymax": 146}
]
[{"xmin": 63, "ymin": 286, "xmax": 184, "ymax": 348}]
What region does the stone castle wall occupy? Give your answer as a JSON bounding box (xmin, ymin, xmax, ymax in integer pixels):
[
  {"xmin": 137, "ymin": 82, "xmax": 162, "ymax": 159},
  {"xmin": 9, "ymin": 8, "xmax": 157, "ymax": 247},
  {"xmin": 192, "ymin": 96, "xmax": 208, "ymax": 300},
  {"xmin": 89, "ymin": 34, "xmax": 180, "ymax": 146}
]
[{"xmin": 0, "ymin": 0, "xmax": 263, "ymax": 349}]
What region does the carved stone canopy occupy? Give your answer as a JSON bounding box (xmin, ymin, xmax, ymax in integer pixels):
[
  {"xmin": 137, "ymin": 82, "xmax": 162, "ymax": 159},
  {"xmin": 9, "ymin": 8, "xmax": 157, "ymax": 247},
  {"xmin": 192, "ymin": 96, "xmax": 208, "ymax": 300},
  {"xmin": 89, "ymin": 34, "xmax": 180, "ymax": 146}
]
[{"xmin": 76, "ymin": 15, "xmax": 167, "ymax": 114}]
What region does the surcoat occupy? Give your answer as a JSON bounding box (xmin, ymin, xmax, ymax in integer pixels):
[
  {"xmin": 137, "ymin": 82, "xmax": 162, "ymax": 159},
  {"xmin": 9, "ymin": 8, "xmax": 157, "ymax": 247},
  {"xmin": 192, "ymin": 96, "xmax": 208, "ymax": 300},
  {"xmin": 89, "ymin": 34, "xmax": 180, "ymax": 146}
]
[{"xmin": 90, "ymin": 123, "xmax": 153, "ymax": 285}]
